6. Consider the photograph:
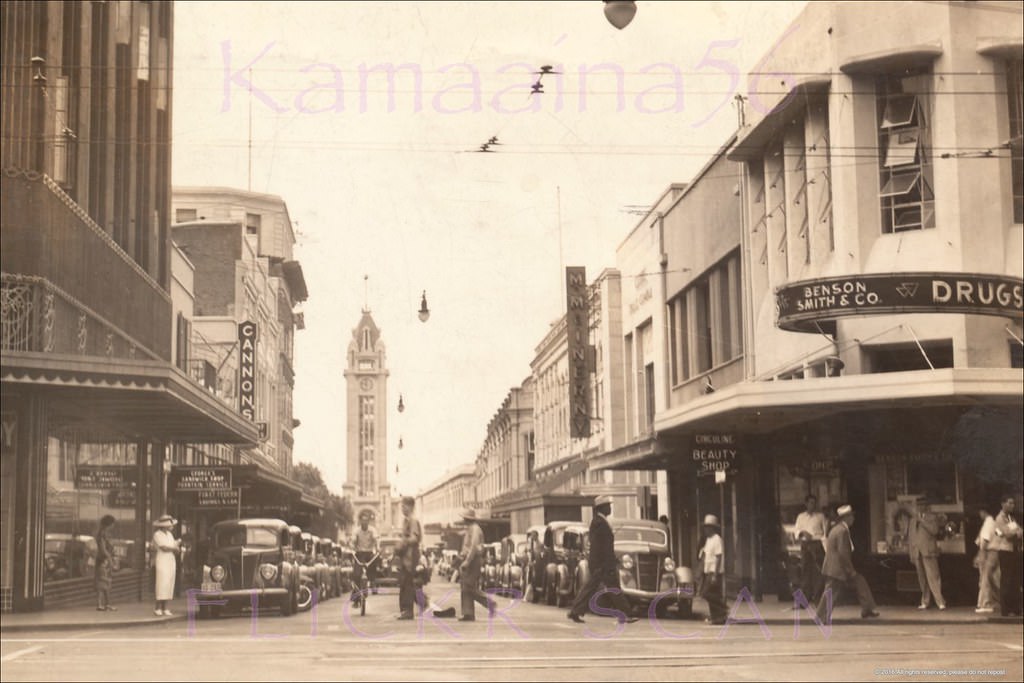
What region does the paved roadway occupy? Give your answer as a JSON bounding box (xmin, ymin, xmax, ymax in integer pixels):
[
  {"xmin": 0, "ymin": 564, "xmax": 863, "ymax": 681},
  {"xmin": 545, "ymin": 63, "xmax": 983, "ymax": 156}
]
[{"xmin": 3, "ymin": 580, "xmax": 1022, "ymax": 682}]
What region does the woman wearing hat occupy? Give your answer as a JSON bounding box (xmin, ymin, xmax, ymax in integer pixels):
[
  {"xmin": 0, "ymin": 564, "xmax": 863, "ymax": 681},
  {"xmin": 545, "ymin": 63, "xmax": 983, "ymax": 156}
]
[
  {"xmin": 698, "ymin": 514, "xmax": 727, "ymax": 625},
  {"xmin": 152, "ymin": 515, "xmax": 181, "ymax": 616},
  {"xmin": 95, "ymin": 515, "xmax": 117, "ymax": 611}
]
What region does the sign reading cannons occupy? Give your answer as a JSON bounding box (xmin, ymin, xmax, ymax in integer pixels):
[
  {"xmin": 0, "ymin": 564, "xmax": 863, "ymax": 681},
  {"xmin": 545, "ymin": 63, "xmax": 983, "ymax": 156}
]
[
  {"xmin": 776, "ymin": 272, "xmax": 1023, "ymax": 332},
  {"xmin": 168, "ymin": 467, "xmax": 232, "ymax": 493}
]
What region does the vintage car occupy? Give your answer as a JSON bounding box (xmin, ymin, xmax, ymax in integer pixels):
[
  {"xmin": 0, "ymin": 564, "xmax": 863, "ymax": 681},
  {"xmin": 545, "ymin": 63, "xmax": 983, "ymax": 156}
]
[
  {"xmin": 555, "ymin": 525, "xmax": 590, "ymax": 607},
  {"xmin": 197, "ymin": 518, "xmax": 300, "ymax": 618},
  {"xmin": 611, "ymin": 518, "xmax": 694, "ymax": 619},
  {"xmin": 299, "ymin": 532, "xmax": 331, "ymax": 603},
  {"xmin": 527, "ymin": 521, "xmax": 586, "ymax": 607},
  {"xmin": 480, "ymin": 541, "xmax": 502, "ymax": 590},
  {"xmin": 44, "ymin": 533, "xmax": 97, "ymax": 581},
  {"xmin": 287, "ymin": 526, "xmax": 315, "ymax": 610},
  {"xmin": 498, "ymin": 534, "xmax": 529, "ymax": 596},
  {"xmin": 376, "ymin": 536, "xmax": 403, "ymax": 588},
  {"xmin": 320, "ymin": 539, "xmax": 344, "ymax": 599},
  {"xmin": 336, "ymin": 542, "xmax": 356, "ymax": 594}
]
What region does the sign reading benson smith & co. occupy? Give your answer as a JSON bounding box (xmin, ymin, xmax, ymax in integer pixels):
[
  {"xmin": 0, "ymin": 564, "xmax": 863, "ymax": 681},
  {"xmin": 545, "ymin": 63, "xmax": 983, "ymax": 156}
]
[{"xmin": 776, "ymin": 272, "xmax": 1023, "ymax": 333}]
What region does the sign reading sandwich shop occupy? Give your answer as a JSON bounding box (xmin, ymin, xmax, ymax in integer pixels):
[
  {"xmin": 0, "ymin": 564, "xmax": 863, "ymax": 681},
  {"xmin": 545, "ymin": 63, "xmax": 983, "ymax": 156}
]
[
  {"xmin": 776, "ymin": 272, "xmax": 1023, "ymax": 332},
  {"xmin": 168, "ymin": 467, "xmax": 232, "ymax": 492}
]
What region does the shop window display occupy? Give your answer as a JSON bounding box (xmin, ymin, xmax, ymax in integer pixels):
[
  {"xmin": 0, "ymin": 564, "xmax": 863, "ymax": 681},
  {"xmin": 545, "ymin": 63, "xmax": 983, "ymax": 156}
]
[
  {"xmin": 44, "ymin": 429, "xmax": 140, "ymax": 584},
  {"xmin": 874, "ymin": 456, "xmax": 965, "ymax": 556}
]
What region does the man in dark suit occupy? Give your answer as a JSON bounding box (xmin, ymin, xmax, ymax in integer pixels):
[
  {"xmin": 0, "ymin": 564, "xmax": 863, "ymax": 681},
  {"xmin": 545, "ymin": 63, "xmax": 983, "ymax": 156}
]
[
  {"xmin": 567, "ymin": 495, "xmax": 637, "ymax": 625},
  {"xmin": 815, "ymin": 504, "xmax": 880, "ymax": 621}
]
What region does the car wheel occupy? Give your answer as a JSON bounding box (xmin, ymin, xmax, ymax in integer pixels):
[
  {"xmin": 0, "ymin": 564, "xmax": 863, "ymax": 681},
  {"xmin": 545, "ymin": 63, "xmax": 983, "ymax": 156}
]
[
  {"xmin": 297, "ymin": 584, "xmax": 313, "ymax": 611},
  {"xmin": 676, "ymin": 599, "xmax": 693, "ymax": 620},
  {"xmin": 545, "ymin": 581, "xmax": 556, "ymax": 606},
  {"xmin": 198, "ymin": 604, "xmax": 211, "ymax": 620}
]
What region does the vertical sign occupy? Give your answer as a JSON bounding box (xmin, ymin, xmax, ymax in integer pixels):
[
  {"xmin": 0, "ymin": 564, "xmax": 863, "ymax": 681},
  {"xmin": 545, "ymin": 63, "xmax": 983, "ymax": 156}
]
[
  {"xmin": 566, "ymin": 267, "xmax": 590, "ymax": 438},
  {"xmin": 238, "ymin": 321, "xmax": 257, "ymax": 421}
]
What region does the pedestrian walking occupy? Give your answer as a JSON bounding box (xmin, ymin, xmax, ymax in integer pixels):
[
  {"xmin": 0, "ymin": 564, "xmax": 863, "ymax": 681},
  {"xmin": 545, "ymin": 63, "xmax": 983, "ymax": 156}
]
[
  {"xmin": 396, "ymin": 496, "xmax": 421, "ymax": 620},
  {"xmin": 909, "ymin": 496, "xmax": 947, "ymax": 610},
  {"xmin": 794, "ymin": 495, "xmax": 827, "ymax": 603},
  {"xmin": 567, "ymin": 495, "xmax": 636, "ymax": 625},
  {"xmin": 455, "ymin": 507, "xmax": 495, "ymax": 622},
  {"xmin": 974, "ymin": 507, "xmax": 999, "ymax": 613},
  {"xmin": 992, "ymin": 494, "xmax": 1023, "ymax": 617},
  {"xmin": 698, "ymin": 514, "xmax": 728, "ymax": 625},
  {"xmin": 815, "ymin": 505, "xmax": 880, "ymax": 621},
  {"xmin": 95, "ymin": 515, "xmax": 117, "ymax": 612},
  {"xmin": 152, "ymin": 514, "xmax": 180, "ymax": 616}
]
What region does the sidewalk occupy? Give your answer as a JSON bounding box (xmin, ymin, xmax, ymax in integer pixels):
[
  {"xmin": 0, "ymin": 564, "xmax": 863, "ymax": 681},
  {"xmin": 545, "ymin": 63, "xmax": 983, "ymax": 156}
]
[{"xmin": 2, "ymin": 600, "xmax": 1020, "ymax": 634}]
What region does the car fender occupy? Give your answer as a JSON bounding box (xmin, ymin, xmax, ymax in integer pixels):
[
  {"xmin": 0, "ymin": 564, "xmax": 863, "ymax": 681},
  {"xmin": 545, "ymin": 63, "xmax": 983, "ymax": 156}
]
[
  {"xmin": 555, "ymin": 563, "xmax": 571, "ymax": 593},
  {"xmin": 576, "ymin": 560, "xmax": 591, "ymax": 591},
  {"xmin": 544, "ymin": 562, "xmax": 557, "ymax": 589}
]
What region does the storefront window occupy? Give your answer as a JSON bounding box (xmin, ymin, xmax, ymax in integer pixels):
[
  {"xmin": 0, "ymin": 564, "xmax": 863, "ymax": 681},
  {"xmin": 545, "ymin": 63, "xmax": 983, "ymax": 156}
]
[
  {"xmin": 45, "ymin": 428, "xmax": 140, "ymax": 584},
  {"xmin": 873, "ymin": 454, "xmax": 964, "ymax": 556}
]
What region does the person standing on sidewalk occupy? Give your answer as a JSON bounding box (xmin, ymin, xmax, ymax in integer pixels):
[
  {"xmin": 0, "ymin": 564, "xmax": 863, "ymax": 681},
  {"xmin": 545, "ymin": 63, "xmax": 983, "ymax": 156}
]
[
  {"xmin": 974, "ymin": 507, "xmax": 999, "ymax": 614},
  {"xmin": 698, "ymin": 514, "xmax": 728, "ymax": 625},
  {"xmin": 95, "ymin": 515, "xmax": 117, "ymax": 612},
  {"xmin": 909, "ymin": 497, "xmax": 947, "ymax": 610},
  {"xmin": 455, "ymin": 507, "xmax": 495, "ymax": 622},
  {"xmin": 567, "ymin": 495, "xmax": 636, "ymax": 625},
  {"xmin": 396, "ymin": 496, "xmax": 421, "ymax": 620},
  {"xmin": 815, "ymin": 505, "xmax": 880, "ymax": 621},
  {"xmin": 152, "ymin": 515, "xmax": 180, "ymax": 616},
  {"xmin": 794, "ymin": 495, "xmax": 827, "ymax": 603},
  {"xmin": 992, "ymin": 494, "xmax": 1023, "ymax": 617}
]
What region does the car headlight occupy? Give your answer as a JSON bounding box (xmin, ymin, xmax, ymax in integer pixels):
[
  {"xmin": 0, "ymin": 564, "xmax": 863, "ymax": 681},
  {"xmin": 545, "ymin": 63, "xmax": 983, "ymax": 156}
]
[
  {"xmin": 663, "ymin": 557, "xmax": 676, "ymax": 572},
  {"xmin": 620, "ymin": 554, "xmax": 634, "ymax": 570},
  {"xmin": 260, "ymin": 564, "xmax": 278, "ymax": 581},
  {"xmin": 210, "ymin": 565, "xmax": 226, "ymax": 582}
]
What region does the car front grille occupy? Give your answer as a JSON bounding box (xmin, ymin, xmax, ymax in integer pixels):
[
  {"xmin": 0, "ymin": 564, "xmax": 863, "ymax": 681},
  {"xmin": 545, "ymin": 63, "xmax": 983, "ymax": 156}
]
[{"xmin": 637, "ymin": 554, "xmax": 659, "ymax": 591}]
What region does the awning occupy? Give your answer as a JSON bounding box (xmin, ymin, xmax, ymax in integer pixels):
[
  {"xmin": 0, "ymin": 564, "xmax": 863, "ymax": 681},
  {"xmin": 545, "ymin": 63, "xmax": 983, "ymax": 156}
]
[
  {"xmin": 2, "ymin": 351, "xmax": 259, "ymax": 444},
  {"xmin": 590, "ymin": 368, "xmax": 1021, "ymax": 472},
  {"xmin": 490, "ymin": 458, "xmax": 592, "ymax": 514}
]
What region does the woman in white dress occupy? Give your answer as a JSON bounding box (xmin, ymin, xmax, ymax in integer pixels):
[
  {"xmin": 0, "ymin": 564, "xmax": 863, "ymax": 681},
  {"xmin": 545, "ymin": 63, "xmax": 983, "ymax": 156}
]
[{"xmin": 152, "ymin": 515, "xmax": 180, "ymax": 616}]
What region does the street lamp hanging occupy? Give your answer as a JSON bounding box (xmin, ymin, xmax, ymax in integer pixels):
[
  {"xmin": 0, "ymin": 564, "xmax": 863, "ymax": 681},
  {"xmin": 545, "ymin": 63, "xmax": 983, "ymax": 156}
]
[
  {"xmin": 398, "ymin": 437, "xmax": 404, "ymax": 450},
  {"xmin": 418, "ymin": 291, "xmax": 430, "ymax": 322},
  {"xmin": 603, "ymin": 1, "xmax": 637, "ymax": 30},
  {"xmin": 398, "ymin": 394, "xmax": 405, "ymax": 412}
]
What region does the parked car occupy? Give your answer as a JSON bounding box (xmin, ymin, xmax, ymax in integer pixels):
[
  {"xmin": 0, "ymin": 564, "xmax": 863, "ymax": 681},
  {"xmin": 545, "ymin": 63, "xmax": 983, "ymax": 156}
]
[
  {"xmin": 556, "ymin": 525, "xmax": 589, "ymax": 608},
  {"xmin": 611, "ymin": 518, "xmax": 694, "ymax": 619},
  {"xmin": 320, "ymin": 539, "xmax": 344, "ymax": 598},
  {"xmin": 480, "ymin": 542, "xmax": 502, "ymax": 590},
  {"xmin": 376, "ymin": 536, "xmax": 403, "ymax": 588},
  {"xmin": 498, "ymin": 533, "xmax": 529, "ymax": 597},
  {"xmin": 524, "ymin": 524, "xmax": 546, "ymax": 603},
  {"xmin": 528, "ymin": 521, "xmax": 584, "ymax": 607},
  {"xmin": 198, "ymin": 518, "xmax": 300, "ymax": 618},
  {"xmin": 298, "ymin": 532, "xmax": 330, "ymax": 604}
]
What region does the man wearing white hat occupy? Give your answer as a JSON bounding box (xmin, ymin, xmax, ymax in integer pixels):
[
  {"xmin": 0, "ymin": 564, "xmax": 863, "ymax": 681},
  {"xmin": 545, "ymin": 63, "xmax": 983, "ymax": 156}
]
[
  {"xmin": 815, "ymin": 504, "xmax": 880, "ymax": 621},
  {"xmin": 567, "ymin": 495, "xmax": 637, "ymax": 625},
  {"xmin": 455, "ymin": 507, "xmax": 495, "ymax": 621},
  {"xmin": 698, "ymin": 514, "xmax": 727, "ymax": 625}
]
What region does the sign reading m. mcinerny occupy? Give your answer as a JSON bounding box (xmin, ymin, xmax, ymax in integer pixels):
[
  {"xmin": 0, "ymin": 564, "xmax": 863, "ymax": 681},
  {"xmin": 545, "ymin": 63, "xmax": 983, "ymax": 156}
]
[{"xmin": 776, "ymin": 272, "xmax": 1023, "ymax": 332}]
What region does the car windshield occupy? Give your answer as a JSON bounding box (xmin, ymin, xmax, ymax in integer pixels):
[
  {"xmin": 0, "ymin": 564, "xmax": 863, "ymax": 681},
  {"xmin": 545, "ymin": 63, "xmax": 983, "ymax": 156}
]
[
  {"xmin": 215, "ymin": 527, "xmax": 279, "ymax": 548},
  {"xmin": 614, "ymin": 526, "xmax": 667, "ymax": 545}
]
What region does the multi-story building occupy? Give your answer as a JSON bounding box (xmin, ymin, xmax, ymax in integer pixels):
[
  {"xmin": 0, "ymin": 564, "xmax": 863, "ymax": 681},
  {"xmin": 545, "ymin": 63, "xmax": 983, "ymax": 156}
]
[
  {"xmin": 169, "ymin": 187, "xmax": 312, "ymax": 538},
  {"xmin": 475, "ymin": 378, "xmax": 534, "ymax": 507},
  {"xmin": 1, "ymin": 1, "xmax": 258, "ymax": 612},
  {"xmin": 418, "ymin": 463, "xmax": 477, "ymax": 546},
  {"xmin": 598, "ymin": 2, "xmax": 1023, "ymax": 605},
  {"xmin": 341, "ymin": 310, "xmax": 395, "ymax": 532}
]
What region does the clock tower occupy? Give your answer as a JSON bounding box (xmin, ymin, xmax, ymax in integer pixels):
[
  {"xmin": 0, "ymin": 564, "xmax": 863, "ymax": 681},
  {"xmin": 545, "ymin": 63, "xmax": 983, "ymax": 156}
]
[{"xmin": 342, "ymin": 309, "xmax": 393, "ymax": 531}]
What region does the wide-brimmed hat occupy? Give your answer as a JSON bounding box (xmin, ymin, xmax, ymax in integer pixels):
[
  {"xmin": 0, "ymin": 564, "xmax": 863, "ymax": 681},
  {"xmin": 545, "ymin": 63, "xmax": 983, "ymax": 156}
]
[
  {"xmin": 837, "ymin": 504, "xmax": 854, "ymax": 517},
  {"xmin": 153, "ymin": 514, "xmax": 175, "ymax": 529},
  {"xmin": 460, "ymin": 507, "xmax": 478, "ymax": 521},
  {"xmin": 594, "ymin": 495, "xmax": 613, "ymax": 507},
  {"xmin": 703, "ymin": 514, "xmax": 720, "ymax": 527}
]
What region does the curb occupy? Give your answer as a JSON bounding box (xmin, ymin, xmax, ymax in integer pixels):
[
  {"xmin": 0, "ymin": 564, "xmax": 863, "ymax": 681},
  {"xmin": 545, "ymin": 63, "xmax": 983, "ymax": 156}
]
[{"xmin": 1, "ymin": 614, "xmax": 188, "ymax": 634}]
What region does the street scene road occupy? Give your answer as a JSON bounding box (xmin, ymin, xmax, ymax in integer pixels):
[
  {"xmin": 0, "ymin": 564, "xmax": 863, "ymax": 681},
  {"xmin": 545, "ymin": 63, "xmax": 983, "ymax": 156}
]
[{"xmin": 3, "ymin": 578, "xmax": 1023, "ymax": 682}]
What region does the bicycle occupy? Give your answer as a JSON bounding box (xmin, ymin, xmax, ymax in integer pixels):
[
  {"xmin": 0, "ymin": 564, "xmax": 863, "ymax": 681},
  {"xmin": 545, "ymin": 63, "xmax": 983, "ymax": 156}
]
[{"xmin": 351, "ymin": 552, "xmax": 380, "ymax": 616}]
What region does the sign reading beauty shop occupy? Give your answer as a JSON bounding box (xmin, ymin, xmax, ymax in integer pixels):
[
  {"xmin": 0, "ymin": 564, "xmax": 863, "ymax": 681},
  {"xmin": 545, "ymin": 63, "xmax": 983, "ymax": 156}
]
[
  {"xmin": 775, "ymin": 272, "xmax": 1023, "ymax": 332},
  {"xmin": 238, "ymin": 321, "xmax": 257, "ymax": 420},
  {"xmin": 692, "ymin": 434, "xmax": 740, "ymax": 477}
]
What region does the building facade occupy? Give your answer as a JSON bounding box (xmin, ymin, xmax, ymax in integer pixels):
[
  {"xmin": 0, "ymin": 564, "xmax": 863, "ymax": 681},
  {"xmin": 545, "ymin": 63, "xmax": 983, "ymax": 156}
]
[
  {"xmin": 1, "ymin": 1, "xmax": 258, "ymax": 612},
  {"xmin": 342, "ymin": 310, "xmax": 394, "ymax": 532}
]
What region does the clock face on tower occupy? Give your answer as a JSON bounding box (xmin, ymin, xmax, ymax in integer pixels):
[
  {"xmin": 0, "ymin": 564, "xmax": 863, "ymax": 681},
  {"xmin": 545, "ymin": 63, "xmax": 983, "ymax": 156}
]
[{"xmin": 359, "ymin": 378, "xmax": 374, "ymax": 391}]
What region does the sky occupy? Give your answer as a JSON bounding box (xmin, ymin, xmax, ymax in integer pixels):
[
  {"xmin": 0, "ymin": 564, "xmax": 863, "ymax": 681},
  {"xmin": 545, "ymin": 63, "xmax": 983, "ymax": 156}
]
[{"xmin": 170, "ymin": 1, "xmax": 808, "ymax": 497}]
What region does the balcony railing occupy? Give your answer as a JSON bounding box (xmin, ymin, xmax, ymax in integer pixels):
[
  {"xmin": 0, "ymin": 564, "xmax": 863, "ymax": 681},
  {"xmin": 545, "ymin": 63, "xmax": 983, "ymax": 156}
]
[
  {"xmin": 0, "ymin": 169, "xmax": 171, "ymax": 360},
  {"xmin": 1, "ymin": 273, "xmax": 160, "ymax": 360}
]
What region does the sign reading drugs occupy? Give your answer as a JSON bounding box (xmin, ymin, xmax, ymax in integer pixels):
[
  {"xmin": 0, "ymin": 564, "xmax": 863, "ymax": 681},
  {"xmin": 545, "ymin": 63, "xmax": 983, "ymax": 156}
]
[
  {"xmin": 692, "ymin": 434, "xmax": 740, "ymax": 477},
  {"xmin": 238, "ymin": 321, "xmax": 257, "ymax": 421},
  {"xmin": 776, "ymin": 272, "xmax": 1023, "ymax": 332},
  {"xmin": 566, "ymin": 267, "xmax": 590, "ymax": 439}
]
